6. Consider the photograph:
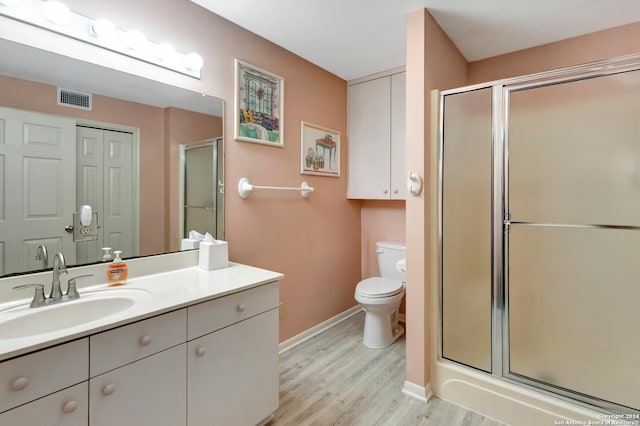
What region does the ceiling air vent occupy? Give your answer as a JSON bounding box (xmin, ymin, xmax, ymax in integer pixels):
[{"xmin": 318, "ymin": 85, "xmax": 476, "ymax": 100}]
[{"xmin": 57, "ymin": 87, "xmax": 92, "ymax": 111}]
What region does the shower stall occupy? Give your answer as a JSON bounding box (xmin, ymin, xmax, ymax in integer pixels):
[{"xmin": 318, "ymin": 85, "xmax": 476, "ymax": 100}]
[{"xmin": 439, "ymin": 55, "xmax": 640, "ymax": 415}]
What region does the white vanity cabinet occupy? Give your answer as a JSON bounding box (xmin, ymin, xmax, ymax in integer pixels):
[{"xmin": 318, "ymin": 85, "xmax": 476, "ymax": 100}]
[
  {"xmin": 88, "ymin": 310, "xmax": 188, "ymax": 426},
  {"xmin": 187, "ymin": 282, "xmax": 280, "ymax": 426},
  {"xmin": 0, "ymin": 271, "xmax": 281, "ymax": 426},
  {"xmin": 347, "ymin": 71, "xmax": 406, "ymax": 200}
]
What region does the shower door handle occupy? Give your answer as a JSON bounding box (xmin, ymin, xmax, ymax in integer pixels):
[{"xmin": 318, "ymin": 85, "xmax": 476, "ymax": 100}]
[{"xmin": 503, "ymin": 213, "xmax": 512, "ymax": 230}]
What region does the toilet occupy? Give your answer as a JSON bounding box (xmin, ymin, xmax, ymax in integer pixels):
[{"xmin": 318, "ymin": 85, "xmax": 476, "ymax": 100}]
[{"xmin": 355, "ymin": 241, "xmax": 406, "ymax": 349}]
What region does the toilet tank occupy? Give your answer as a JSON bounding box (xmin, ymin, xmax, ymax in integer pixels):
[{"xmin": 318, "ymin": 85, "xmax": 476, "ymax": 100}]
[{"xmin": 376, "ymin": 241, "xmax": 406, "ymax": 282}]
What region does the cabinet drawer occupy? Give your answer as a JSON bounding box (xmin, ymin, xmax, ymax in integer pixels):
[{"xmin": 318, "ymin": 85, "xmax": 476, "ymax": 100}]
[
  {"xmin": 0, "ymin": 338, "xmax": 88, "ymax": 413},
  {"xmin": 0, "ymin": 382, "xmax": 88, "ymax": 426},
  {"xmin": 90, "ymin": 309, "xmax": 186, "ymax": 377},
  {"xmin": 188, "ymin": 282, "xmax": 279, "ymax": 340}
]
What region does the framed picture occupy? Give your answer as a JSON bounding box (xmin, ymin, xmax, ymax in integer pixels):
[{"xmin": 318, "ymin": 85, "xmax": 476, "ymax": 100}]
[
  {"xmin": 234, "ymin": 59, "xmax": 284, "ymax": 147},
  {"xmin": 300, "ymin": 121, "xmax": 340, "ymax": 177}
]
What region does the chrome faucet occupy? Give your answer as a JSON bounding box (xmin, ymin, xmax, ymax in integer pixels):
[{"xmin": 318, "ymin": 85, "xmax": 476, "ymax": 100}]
[
  {"xmin": 14, "ymin": 251, "xmax": 94, "ymax": 308},
  {"xmin": 35, "ymin": 244, "xmax": 48, "ymax": 269},
  {"xmin": 50, "ymin": 252, "xmax": 68, "ymax": 300}
]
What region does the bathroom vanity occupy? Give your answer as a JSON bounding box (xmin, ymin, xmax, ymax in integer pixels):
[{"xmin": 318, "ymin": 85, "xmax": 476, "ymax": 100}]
[{"xmin": 0, "ymin": 261, "xmax": 283, "ymax": 426}]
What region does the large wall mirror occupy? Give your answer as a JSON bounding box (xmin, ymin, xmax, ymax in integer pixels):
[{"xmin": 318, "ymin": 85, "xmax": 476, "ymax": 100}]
[{"xmin": 0, "ymin": 39, "xmax": 224, "ymax": 277}]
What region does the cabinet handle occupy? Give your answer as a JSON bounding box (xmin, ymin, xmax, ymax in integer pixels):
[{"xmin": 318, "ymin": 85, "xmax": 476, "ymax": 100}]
[
  {"xmin": 139, "ymin": 335, "xmax": 152, "ymax": 346},
  {"xmin": 237, "ymin": 303, "xmax": 246, "ymax": 312},
  {"xmin": 62, "ymin": 400, "xmax": 78, "ymax": 414},
  {"xmin": 102, "ymin": 383, "xmax": 116, "ymax": 396},
  {"xmin": 383, "ymin": 189, "xmax": 388, "ymax": 194},
  {"xmin": 393, "ymin": 189, "xmax": 399, "ymax": 194},
  {"xmin": 11, "ymin": 377, "xmax": 29, "ymax": 391},
  {"xmin": 196, "ymin": 346, "xmax": 206, "ymax": 357}
]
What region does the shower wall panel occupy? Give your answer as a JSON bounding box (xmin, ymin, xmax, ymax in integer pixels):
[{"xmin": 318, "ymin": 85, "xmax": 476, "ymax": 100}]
[{"xmin": 441, "ymin": 88, "xmax": 493, "ymax": 372}]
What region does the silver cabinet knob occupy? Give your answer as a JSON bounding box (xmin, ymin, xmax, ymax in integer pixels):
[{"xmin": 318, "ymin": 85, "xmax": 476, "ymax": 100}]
[
  {"xmin": 383, "ymin": 189, "xmax": 388, "ymax": 194},
  {"xmin": 237, "ymin": 303, "xmax": 246, "ymax": 312},
  {"xmin": 196, "ymin": 346, "xmax": 206, "ymax": 357},
  {"xmin": 102, "ymin": 383, "xmax": 116, "ymax": 396},
  {"xmin": 62, "ymin": 400, "xmax": 78, "ymax": 414},
  {"xmin": 393, "ymin": 189, "xmax": 399, "ymax": 194},
  {"xmin": 11, "ymin": 377, "xmax": 29, "ymax": 391},
  {"xmin": 139, "ymin": 335, "xmax": 152, "ymax": 346}
]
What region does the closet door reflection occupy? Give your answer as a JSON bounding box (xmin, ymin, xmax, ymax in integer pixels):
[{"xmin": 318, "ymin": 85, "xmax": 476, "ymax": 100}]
[
  {"xmin": 441, "ymin": 88, "xmax": 492, "ymax": 372},
  {"xmin": 507, "ymin": 70, "xmax": 640, "ymax": 410}
]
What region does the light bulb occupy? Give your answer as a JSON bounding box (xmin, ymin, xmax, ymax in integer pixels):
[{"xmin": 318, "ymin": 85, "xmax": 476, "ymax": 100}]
[
  {"xmin": 90, "ymin": 18, "xmax": 115, "ymax": 39},
  {"xmin": 185, "ymin": 53, "xmax": 203, "ymax": 71},
  {"xmin": 125, "ymin": 29, "xmax": 146, "ymax": 51},
  {"xmin": 156, "ymin": 43, "xmax": 175, "ymax": 62},
  {"xmin": 42, "ymin": 1, "xmax": 71, "ymax": 25}
]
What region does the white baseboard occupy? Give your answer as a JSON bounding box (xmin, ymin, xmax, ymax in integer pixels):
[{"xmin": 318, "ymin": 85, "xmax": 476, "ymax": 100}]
[
  {"xmin": 402, "ymin": 381, "xmax": 433, "ymax": 403},
  {"xmin": 279, "ymin": 305, "xmax": 363, "ymax": 354}
]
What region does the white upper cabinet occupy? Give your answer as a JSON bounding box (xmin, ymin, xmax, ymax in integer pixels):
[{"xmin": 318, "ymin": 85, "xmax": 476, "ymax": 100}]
[{"xmin": 347, "ymin": 71, "xmax": 406, "ymax": 200}]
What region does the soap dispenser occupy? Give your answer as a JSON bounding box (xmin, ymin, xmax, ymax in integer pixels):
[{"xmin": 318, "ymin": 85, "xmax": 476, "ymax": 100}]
[{"xmin": 107, "ymin": 250, "xmax": 128, "ymax": 286}]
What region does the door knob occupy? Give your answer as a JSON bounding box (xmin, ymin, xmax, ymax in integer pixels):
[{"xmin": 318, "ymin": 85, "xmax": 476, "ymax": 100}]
[{"xmin": 64, "ymin": 225, "xmax": 74, "ymax": 233}]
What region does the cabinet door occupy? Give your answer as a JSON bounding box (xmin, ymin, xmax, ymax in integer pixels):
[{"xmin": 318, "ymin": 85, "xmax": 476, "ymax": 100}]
[
  {"xmin": 188, "ymin": 309, "xmax": 279, "ymax": 426},
  {"xmin": 89, "ymin": 345, "xmax": 186, "ymax": 426},
  {"xmin": 347, "ymin": 77, "xmax": 391, "ymax": 199},
  {"xmin": 390, "ymin": 72, "xmax": 406, "ymax": 199},
  {"xmin": 0, "ymin": 382, "xmax": 88, "ymax": 426}
]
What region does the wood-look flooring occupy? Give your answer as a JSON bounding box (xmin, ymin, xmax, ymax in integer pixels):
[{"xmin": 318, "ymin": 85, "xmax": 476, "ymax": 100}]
[{"xmin": 270, "ymin": 312, "xmax": 504, "ymax": 426}]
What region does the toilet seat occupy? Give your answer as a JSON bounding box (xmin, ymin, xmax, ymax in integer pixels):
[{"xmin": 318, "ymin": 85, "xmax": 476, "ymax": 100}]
[{"xmin": 356, "ymin": 277, "xmax": 403, "ymax": 298}]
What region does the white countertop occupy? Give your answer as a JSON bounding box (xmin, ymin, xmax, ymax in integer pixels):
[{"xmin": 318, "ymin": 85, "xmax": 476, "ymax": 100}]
[{"xmin": 0, "ymin": 262, "xmax": 284, "ymax": 362}]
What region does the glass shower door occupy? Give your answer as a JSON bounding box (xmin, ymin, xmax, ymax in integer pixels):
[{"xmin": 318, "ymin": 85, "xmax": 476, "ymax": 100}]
[{"xmin": 506, "ymin": 70, "xmax": 640, "ymax": 411}]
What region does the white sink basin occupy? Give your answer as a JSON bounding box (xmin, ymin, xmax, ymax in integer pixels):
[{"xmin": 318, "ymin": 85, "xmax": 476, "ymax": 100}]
[{"xmin": 0, "ymin": 288, "xmax": 150, "ymax": 340}]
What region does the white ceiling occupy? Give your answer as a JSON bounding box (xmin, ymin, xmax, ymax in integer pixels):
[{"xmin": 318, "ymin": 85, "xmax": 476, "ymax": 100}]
[{"xmin": 192, "ymin": 0, "xmax": 640, "ymax": 81}]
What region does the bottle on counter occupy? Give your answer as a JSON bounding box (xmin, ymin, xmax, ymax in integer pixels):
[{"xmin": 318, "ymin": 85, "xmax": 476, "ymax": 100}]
[
  {"xmin": 107, "ymin": 250, "xmax": 128, "ymax": 286},
  {"xmin": 102, "ymin": 247, "xmax": 113, "ymax": 262}
]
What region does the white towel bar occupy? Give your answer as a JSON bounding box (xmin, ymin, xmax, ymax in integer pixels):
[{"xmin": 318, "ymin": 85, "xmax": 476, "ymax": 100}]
[{"xmin": 237, "ymin": 177, "xmax": 314, "ymax": 199}]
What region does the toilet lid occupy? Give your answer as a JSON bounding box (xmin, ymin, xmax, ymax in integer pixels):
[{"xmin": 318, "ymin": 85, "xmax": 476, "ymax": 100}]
[{"xmin": 356, "ymin": 277, "xmax": 403, "ymax": 298}]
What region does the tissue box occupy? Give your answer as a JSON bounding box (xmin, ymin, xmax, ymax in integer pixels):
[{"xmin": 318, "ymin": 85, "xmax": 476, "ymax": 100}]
[
  {"xmin": 198, "ymin": 240, "xmax": 229, "ymax": 270},
  {"xmin": 181, "ymin": 239, "xmax": 200, "ymax": 251}
]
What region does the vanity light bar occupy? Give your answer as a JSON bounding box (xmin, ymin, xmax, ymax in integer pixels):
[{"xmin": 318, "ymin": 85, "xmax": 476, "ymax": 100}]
[{"xmin": 0, "ymin": 0, "xmax": 203, "ymax": 78}]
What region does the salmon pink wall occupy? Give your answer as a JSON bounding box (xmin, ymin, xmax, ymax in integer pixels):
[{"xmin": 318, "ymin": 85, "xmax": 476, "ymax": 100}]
[
  {"xmin": 405, "ymin": 9, "xmax": 468, "ymax": 389},
  {"xmin": 15, "ymin": 0, "xmax": 362, "ymax": 342}
]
